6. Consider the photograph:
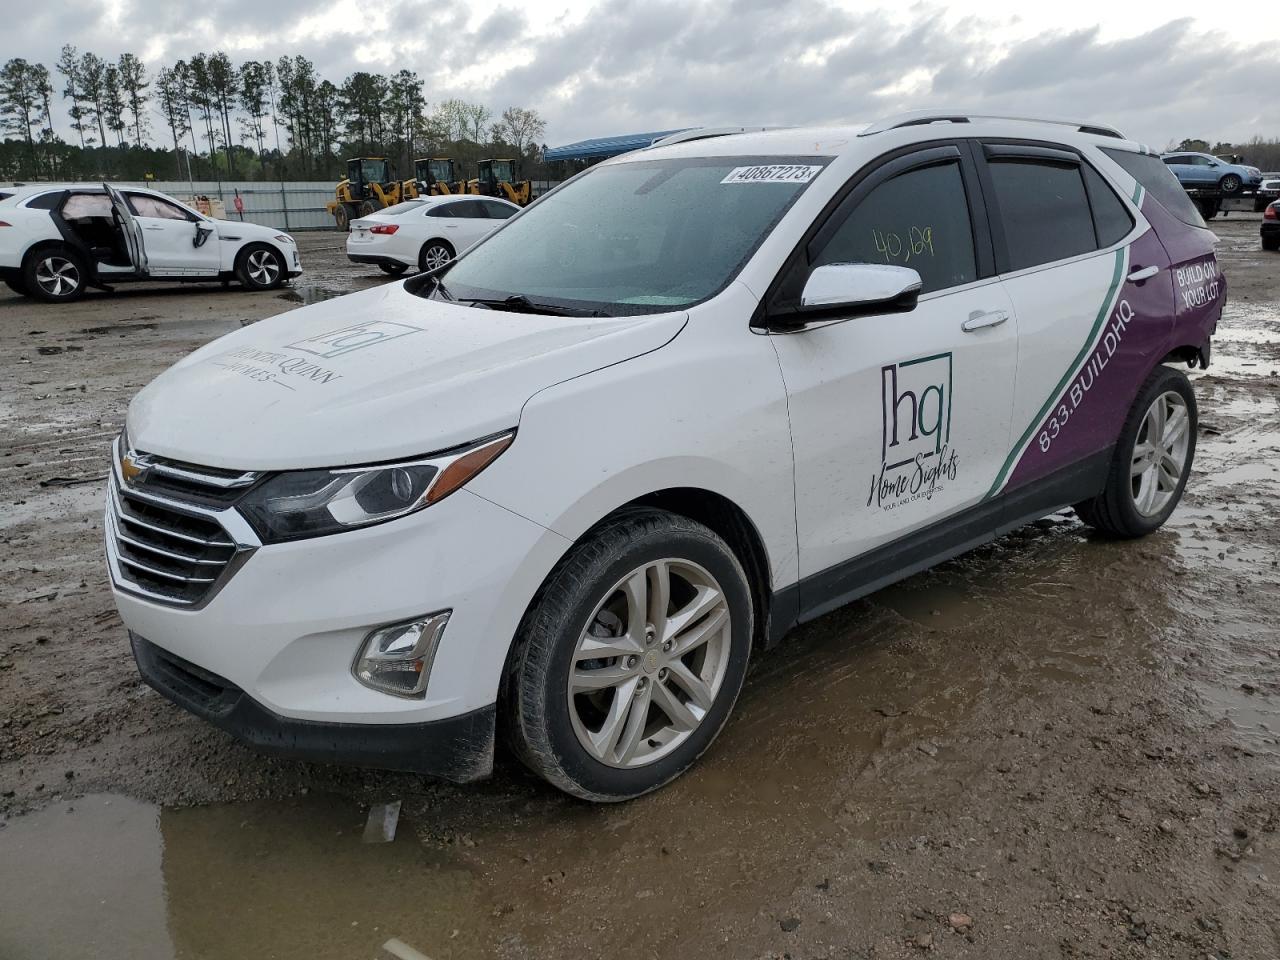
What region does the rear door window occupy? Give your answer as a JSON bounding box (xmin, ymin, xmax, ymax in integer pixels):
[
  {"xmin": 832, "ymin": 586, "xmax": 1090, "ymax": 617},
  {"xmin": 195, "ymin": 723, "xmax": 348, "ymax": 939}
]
[
  {"xmin": 811, "ymin": 160, "xmax": 977, "ymax": 294},
  {"xmin": 1101, "ymin": 147, "xmax": 1206, "ymax": 229},
  {"xmin": 62, "ymin": 193, "xmax": 112, "ymax": 219},
  {"xmin": 1081, "ymin": 163, "xmax": 1134, "ymax": 247},
  {"xmin": 986, "ymin": 158, "xmax": 1096, "ymax": 271}
]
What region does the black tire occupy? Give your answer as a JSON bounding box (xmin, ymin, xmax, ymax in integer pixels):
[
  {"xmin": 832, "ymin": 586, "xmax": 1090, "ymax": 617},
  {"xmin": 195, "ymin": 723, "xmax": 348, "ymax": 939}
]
[
  {"xmin": 1074, "ymin": 366, "xmax": 1197, "ymax": 538},
  {"xmin": 1263, "ymin": 235, "xmax": 1280, "ymax": 252},
  {"xmin": 23, "ymin": 246, "xmax": 88, "ymax": 303},
  {"xmin": 1219, "ymin": 174, "xmax": 1242, "ymax": 196},
  {"xmin": 235, "ymin": 244, "xmax": 286, "ymax": 291},
  {"xmin": 503, "ymin": 509, "xmax": 753, "ymax": 802},
  {"xmin": 334, "ymin": 204, "xmax": 352, "ymax": 232},
  {"xmin": 378, "ymin": 261, "xmax": 409, "ymax": 276},
  {"xmin": 359, "ymin": 200, "xmax": 379, "ymax": 217},
  {"xmin": 4, "ymin": 275, "xmax": 30, "ymax": 297},
  {"xmin": 418, "ymin": 240, "xmax": 455, "ymax": 273}
]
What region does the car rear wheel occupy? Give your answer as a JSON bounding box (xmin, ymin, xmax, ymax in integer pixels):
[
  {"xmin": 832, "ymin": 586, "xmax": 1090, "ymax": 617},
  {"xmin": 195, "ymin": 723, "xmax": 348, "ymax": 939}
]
[
  {"xmin": 503, "ymin": 509, "xmax": 753, "ymax": 801},
  {"xmin": 1263, "ymin": 235, "xmax": 1280, "ymax": 252},
  {"xmin": 24, "ymin": 247, "xmax": 87, "ymax": 303},
  {"xmin": 378, "ymin": 261, "xmax": 409, "ymax": 276},
  {"xmin": 236, "ymin": 244, "xmax": 286, "ymax": 291},
  {"xmin": 418, "ymin": 240, "xmax": 455, "ymax": 272},
  {"xmin": 1075, "ymin": 366, "xmax": 1196, "ymax": 538},
  {"xmin": 1219, "ymin": 174, "xmax": 1242, "ymax": 195}
]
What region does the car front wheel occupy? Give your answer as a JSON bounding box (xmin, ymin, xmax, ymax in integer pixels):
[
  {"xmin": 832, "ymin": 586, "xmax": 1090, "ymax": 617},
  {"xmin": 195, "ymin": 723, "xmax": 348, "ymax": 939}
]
[
  {"xmin": 237, "ymin": 245, "xmax": 286, "ymax": 290},
  {"xmin": 24, "ymin": 248, "xmax": 87, "ymax": 303},
  {"xmin": 418, "ymin": 241, "xmax": 454, "ymax": 272},
  {"xmin": 1075, "ymin": 366, "xmax": 1197, "ymax": 538},
  {"xmin": 378, "ymin": 261, "xmax": 409, "ymax": 276},
  {"xmin": 504, "ymin": 509, "xmax": 753, "ymax": 801}
]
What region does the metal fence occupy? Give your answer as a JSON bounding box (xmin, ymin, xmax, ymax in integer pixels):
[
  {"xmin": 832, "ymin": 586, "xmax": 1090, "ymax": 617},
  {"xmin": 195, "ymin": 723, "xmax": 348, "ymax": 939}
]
[
  {"xmin": 120, "ymin": 179, "xmax": 565, "ymax": 233},
  {"xmin": 122, "ymin": 181, "xmax": 336, "ymax": 232}
]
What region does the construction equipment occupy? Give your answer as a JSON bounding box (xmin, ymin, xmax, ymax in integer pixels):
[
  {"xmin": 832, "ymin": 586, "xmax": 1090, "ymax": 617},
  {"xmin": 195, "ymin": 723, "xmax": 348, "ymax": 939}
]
[
  {"xmin": 405, "ymin": 158, "xmax": 464, "ymax": 199},
  {"xmin": 468, "ymin": 159, "xmax": 532, "ymax": 206},
  {"xmin": 327, "ymin": 157, "xmax": 403, "ymax": 231}
]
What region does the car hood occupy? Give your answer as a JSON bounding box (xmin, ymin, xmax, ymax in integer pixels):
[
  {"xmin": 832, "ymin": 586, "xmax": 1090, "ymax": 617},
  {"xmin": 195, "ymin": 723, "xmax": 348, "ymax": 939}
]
[
  {"xmin": 211, "ymin": 218, "xmax": 282, "ymax": 240},
  {"xmin": 127, "ymin": 282, "xmax": 687, "ymax": 470}
]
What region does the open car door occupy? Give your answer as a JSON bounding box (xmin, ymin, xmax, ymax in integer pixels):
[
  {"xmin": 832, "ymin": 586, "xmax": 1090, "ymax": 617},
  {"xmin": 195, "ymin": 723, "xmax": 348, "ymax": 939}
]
[{"xmin": 102, "ymin": 182, "xmax": 148, "ymax": 276}]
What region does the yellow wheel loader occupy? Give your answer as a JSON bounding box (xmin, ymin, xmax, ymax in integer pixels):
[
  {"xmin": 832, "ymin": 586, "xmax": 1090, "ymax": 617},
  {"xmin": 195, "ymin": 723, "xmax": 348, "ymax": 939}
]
[
  {"xmin": 404, "ymin": 158, "xmax": 465, "ymax": 199},
  {"xmin": 467, "ymin": 158, "xmax": 533, "ymax": 206},
  {"xmin": 326, "ymin": 157, "xmax": 403, "ymax": 231}
]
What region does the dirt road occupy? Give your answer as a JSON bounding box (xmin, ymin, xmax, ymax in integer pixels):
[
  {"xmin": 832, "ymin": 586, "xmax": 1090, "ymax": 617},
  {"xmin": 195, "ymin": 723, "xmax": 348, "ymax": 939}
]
[{"xmin": 1, "ymin": 224, "xmax": 1278, "ymax": 960}]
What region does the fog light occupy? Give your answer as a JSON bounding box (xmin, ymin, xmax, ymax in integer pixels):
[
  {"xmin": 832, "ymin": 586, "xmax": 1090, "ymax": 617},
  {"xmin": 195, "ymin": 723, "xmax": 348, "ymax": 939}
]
[{"xmin": 353, "ymin": 611, "xmax": 451, "ymax": 698}]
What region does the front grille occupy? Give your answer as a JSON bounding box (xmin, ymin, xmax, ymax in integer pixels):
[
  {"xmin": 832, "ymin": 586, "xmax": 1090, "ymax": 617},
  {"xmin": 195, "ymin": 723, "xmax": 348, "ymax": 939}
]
[{"xmin": 106, "ymin": 439, "xmax": 264, "ymax": 607}]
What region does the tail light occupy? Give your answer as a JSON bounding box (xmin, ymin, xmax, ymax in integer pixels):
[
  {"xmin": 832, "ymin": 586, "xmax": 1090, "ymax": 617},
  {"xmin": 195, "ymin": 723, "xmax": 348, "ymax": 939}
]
[
  {"xmin": 370, "ymin": 224, "xmax": 399, "ymax": 235},
  {"xmin": 1266, "ymin": 204, "xmax": 1278, "ymax": 221}
]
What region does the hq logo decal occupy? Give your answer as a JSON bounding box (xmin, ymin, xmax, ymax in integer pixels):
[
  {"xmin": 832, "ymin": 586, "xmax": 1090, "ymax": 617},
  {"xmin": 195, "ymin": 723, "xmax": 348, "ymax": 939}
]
[{"xmin": 868, "ymin": 352, "xmax": 960, "ymax": 510}]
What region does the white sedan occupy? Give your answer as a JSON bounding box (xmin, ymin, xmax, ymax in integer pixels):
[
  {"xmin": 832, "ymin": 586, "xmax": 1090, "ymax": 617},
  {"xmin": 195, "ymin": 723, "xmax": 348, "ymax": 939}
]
[
  {"xmin": 0, "ymin": 182, "xmax": 301, "ymax": 303},
  {"xmin": 346, "ymin": 195, "xmax": 520, "ymax": 276}
]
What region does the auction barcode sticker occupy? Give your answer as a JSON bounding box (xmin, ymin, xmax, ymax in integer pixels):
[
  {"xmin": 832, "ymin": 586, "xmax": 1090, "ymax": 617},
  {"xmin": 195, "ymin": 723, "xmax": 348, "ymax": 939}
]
[{"xmin": 721, "ymin": 165, "xmax": 823, "ymax": 184}]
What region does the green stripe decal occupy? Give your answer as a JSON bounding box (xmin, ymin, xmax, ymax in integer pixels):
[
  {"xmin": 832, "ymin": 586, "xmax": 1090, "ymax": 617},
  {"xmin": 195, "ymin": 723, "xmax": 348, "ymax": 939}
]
[
  {"xmin": 984, "ymin": 247, "xmax": 1128, "ymax": 499},
  {"xmin": 1131, "ymin": 182, "xmax": 1144, "ymax": 206}
]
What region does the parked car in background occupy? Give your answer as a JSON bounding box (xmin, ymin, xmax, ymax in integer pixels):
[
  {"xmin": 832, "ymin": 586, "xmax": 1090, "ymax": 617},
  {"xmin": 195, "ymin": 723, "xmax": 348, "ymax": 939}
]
[
  {"xmin": 346, "ymin": 194, "xmax": 520, "ymax": 275},
  {"xmin": 1161, "ymin": 152, "xmax": 1262, "ymax": 195},
  {"xmin": 109, "ymin": 115, "xmax": 1223, "ymax": 801},
  {"xmin": 1263, "ymin": 200, "xmax": 1279, "ymax": 251},
  {"xmin": 1255, "ymin": 174, "xmax": 1280, "ymax": 212},
  {"xmin": 0, "ymin": 183, "xmax": 301, "ymax": 303}
]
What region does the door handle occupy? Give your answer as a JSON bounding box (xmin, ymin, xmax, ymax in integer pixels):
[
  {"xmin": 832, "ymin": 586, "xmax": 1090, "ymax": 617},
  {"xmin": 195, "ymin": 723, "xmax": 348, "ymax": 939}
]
[
  {"xmin": 1127, "ymin": 265, "xmax": 1159, "ymax": 282},
  {"xmin": 143, "ymin": 225, "xmax": 165, "ymax": 231},
  {"xmin": 961, "ymin": 309, "xmax": 1009, "ymax": 333}
]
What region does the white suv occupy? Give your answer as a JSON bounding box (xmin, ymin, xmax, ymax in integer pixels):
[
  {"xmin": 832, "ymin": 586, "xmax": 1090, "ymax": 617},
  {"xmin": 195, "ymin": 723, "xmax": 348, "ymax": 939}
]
[
  {"xmin": 107, "ymin": 114, "xmax": 1224, "ymax": 800},
  {"xmin": 0, "ymin": 183, "xmax": 301, "ymax": 302}
]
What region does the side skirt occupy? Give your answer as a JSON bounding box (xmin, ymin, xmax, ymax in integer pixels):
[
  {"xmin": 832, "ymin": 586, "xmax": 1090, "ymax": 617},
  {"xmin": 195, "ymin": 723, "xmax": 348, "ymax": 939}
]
[{"xmin": 768, "ymin": 447, "xmax": 1114, "ymax": 645}]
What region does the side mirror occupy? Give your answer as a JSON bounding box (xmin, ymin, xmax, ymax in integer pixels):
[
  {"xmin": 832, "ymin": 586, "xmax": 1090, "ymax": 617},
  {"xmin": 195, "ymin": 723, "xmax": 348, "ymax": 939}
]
[{"xmin": 771, "ymin": 263, "xmax": 922, "ymax": 329}]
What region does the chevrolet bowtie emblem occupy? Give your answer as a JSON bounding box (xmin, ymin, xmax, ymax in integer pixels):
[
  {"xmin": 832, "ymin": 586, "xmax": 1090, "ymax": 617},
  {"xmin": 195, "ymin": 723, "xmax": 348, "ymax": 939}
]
[{"xmin": 120, "ymin": 450, "xmax": 148, "ymax": 484}]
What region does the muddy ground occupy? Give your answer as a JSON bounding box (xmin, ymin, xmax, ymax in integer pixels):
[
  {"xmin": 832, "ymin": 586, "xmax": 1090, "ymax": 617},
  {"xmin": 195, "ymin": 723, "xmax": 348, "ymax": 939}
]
[{"xmin": 1, "ymin": 222, "xmax": 1278, "ymax": 960}]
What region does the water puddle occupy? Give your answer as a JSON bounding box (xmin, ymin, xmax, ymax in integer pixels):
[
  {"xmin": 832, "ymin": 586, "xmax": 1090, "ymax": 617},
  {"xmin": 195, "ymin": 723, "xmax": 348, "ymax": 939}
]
[
  {"xmin": 277, "ymin": 284, "xmax": 346, "ymax": 306},
  {"xmin": 0, "ymin": 793, "xmax": 481, "ymax": 960}
]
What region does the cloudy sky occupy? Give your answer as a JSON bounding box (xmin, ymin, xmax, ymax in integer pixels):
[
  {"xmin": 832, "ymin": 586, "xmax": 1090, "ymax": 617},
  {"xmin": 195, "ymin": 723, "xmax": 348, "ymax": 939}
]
[{"xmin": 16, "ymin": 0, "xmax": 1280, "ymax": 149}]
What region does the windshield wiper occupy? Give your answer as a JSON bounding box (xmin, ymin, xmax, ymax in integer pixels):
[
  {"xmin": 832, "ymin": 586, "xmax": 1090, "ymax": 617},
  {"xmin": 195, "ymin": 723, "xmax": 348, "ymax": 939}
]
[{"xmin": 467, "ymin": 294, "xmax": 611, "ymax": 318}]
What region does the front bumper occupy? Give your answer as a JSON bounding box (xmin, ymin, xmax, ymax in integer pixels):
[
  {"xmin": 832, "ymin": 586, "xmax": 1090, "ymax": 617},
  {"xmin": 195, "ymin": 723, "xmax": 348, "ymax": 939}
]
[{"xmin": 131, "ymin": 632, "xmax": 495, "ymax": 780}]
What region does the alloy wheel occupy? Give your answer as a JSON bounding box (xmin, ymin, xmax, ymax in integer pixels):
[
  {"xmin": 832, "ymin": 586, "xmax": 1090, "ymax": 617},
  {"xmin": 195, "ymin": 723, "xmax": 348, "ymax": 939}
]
[
  {"xmin": 567, "ymin": 558, "xmax": 732, "ymax": 769},
  {"xmin": 34, "ymin": 256, "xmax": 79, "ymax": 297},
  {"xmin": 422, "ymin": 244, "xmax": 452, "ymax": 271},
  {"xmin": 246, "ymin": 249, "xmax": 280, "ymax": 286},
  {"xmin": 1130, "ymin": 390, "xmax": 1191, "ymax": 516}
]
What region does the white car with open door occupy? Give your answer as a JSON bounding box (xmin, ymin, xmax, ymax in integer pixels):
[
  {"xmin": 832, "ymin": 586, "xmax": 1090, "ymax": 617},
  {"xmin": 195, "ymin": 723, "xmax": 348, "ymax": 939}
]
[
  {"xmin": 346, "ymin": 194, "xmax": 520, "ymax": 276},
  {"xmin": 0, "ymin": 183, "xmax": 302, "ymax": 303}
]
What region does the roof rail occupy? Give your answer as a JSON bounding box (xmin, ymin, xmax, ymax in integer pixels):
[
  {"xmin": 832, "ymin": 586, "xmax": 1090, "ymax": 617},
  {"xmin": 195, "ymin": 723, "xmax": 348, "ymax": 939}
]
[
  {"xmin": 858, "ymin": 111, "xmax": 1125, "ymax": 140},
  {"xmin": 645, "ymin": 126, "xmax": 783, "ymax": 149}
]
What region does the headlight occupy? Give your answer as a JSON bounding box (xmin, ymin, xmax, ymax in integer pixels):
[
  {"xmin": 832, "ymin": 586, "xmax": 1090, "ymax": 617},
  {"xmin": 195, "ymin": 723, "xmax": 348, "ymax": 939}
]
[
  {"xmin": 273, "ymin": 234, "xmax": 295, "ymax": 243},
  {"xmin": 238, "ymin": 431, "xmax": 513, "ymax": 543}
]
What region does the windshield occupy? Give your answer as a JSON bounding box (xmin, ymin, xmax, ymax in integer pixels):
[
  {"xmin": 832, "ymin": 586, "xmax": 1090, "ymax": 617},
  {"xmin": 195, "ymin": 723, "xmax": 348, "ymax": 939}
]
[
  {"xmin": 360, "ymin": 160, "xmax": 389, "ymax": 183},
  {"xmin": 439, "ymin": 156, "xmax": 828, "ymax": 315}
]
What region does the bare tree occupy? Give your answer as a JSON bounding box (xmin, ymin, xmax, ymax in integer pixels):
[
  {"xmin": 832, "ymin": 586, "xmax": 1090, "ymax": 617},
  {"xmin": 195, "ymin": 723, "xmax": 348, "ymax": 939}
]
[
  {"xmin": 117, "ymin": 53, "xmax": 149, "ymax": 146},
  {"xmin": 493, "ymin": 106, "xmax": 547, "ymax": 155}
]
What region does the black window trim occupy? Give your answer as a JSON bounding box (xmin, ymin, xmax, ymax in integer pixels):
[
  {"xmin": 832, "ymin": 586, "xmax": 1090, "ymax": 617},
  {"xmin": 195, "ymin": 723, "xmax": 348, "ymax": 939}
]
[
  {"xmin": 973, "ymin": 137, "xmax": 1138, "ymax": 277},
  {"xmin": 755, "ymin": 138, "xmax": 995, "ymax": 332}
]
